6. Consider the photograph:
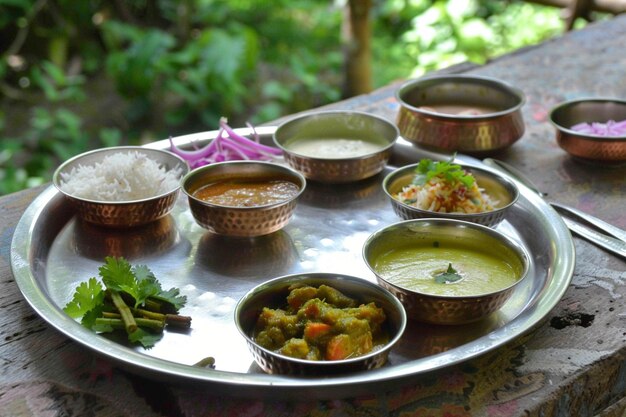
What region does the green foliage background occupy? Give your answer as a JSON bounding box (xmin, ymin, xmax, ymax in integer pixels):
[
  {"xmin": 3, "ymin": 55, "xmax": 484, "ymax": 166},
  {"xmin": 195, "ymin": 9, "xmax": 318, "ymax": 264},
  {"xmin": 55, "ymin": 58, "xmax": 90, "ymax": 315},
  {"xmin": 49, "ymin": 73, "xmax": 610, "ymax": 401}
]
[{"xmin": 0, "ymin": 0, "xmax": 570, "ymax": 195}]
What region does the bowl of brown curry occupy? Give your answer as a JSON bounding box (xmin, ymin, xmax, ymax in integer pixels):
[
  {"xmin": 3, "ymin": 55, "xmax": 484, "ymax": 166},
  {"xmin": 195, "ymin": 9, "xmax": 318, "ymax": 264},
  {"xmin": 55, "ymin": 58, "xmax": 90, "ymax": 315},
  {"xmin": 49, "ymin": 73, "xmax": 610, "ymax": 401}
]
[{"xmin": 182, "ymin": 160, "xmax": 306, "ymax": 237}]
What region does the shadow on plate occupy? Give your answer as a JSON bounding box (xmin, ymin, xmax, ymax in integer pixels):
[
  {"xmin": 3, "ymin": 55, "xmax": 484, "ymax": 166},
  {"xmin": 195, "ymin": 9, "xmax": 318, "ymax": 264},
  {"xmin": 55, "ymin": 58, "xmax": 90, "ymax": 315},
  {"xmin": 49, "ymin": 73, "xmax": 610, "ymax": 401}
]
[
  {"xmin": 71, "ymin": 215, "xmax": 179, "ymax": 261},
  {"xmin": 194, "ymin": 230, "xmax": 298, "ymax": 279},
  {"xmin": 299, "ymin": 172, "xmax": 385, "ymax": 209},
  {"xmin": 391, "ymin": 312, "xmax": 505, "ymax": 360}
]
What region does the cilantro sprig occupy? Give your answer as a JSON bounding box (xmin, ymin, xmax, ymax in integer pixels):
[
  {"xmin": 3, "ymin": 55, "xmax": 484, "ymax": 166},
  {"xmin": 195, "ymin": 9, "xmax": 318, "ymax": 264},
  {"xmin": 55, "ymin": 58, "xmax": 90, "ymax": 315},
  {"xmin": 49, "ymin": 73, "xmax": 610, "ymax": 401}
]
[
  {"xmin": 64, "ymin": 257, "xmax": 190, "ymax": 348},
  {"xmin": 434, "ymin": 263, "xmax": 464, "ymax": 284},
  {"xmin": 412, "ymin": 155, "xmax": 475, "ymax": 188}
]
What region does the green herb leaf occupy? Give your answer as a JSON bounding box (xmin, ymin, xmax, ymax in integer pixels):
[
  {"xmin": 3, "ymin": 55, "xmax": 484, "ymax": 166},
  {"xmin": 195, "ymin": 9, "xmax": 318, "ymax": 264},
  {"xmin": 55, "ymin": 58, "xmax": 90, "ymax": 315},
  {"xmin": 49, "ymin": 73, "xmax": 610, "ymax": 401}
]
[
  {"xmin": 434, "ymin": 263, "xmax": 463, "ymax": 284},
  {"xmin": 133, "ymin": 266, "xmax": 162, "ymax": 308},
  {"xmin": 128, "ymin": 328, "xmax": 163, "ymax": 349},
  {"xmin": 65, "ymin": 256, "xmax": 188, "ymax": 349},
  {"xmin": 412, "ymin": 158, "xmax": 436, "ymax": 185},
  {"xmin": 99, "ymin": 257, "xmax": 139, "ymax": 301},
  {"xmin": 99, "ymin": 257, "xmax": 165, "ymax": 308},
  {"xmin": 82, "ymin": 304, "xmax": 105, "ymax": 329},
  {"xmin": 151, "ymin": 288, "xmax": 188, "ymax": 312},
  {"xmin": 64, "ymin": 277, "xmax": 105, "ymax": 319},
  {"xmin": 133, "ymin": 264, "xmax": 157, "ymax": 283},
  {"xmin": 413, "ymin": 155, "xmax": 475, "ymax": 188}
]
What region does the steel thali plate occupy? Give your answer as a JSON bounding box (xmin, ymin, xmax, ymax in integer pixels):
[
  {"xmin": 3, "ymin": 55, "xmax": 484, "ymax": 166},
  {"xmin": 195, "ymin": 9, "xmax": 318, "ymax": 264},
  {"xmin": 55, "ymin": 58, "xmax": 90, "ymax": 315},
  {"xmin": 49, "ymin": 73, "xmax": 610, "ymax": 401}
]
[{"xmin": 10, "ymin": 126, "xmax": 575, "ymax": 399}]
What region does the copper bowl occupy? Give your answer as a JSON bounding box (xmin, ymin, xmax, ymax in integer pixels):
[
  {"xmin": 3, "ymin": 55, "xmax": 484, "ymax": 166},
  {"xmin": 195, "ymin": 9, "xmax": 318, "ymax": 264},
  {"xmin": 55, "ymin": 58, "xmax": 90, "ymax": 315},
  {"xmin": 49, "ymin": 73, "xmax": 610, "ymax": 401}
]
[
  {"xmin": 396, "ymin": 75, "xmax": 526, "ymax": 154},
  {"xmin": 382, "ymin": 162, "xmax": 518, "ymax": 227},
  {"xmin": 550, "ymin": 98, "xmax": 626, "ymax": 165},
  {"xmin": 182, "ymin": 161, "xmax": 306, "ymax": 237},
  {"xmin": 53, "ymin": 146, "xmax": 189, "ymax": 227},
  {"xmin": 273, "ymin": 110, "xmax": 399, "ymax": 183},
  {"xmin": 234, "ymin": 273, "xmax": 407, "ymax": 375},
  {"xmin": 363, "ymin": 219, "xmax": 530, "ymax": 325}
]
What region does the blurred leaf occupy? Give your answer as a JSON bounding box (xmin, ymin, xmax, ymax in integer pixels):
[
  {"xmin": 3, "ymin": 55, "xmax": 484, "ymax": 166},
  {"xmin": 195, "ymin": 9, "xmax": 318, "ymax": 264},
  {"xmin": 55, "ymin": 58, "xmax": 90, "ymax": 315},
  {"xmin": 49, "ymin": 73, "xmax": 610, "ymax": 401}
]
[
  {"xmin": 0, "ymin": 0, "xmax": 565, "ymax": 195},
  {"xmin": 99, "ymin": 128, "xmax": 122, "ymax": 148},
  {"xmin": 29, "ymin": 61, "xmax": 86, "ymax": 102}
]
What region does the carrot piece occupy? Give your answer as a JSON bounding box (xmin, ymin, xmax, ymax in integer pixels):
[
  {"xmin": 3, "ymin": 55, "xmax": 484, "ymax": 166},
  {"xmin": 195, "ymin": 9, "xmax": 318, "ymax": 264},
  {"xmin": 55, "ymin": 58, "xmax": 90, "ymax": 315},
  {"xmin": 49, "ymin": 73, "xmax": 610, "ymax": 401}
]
[
  {"xmin": 301, "ymin": 300, "xmax": 321, "ymax": 319},
  {"xmin": 326, "ymin": 334, "xmax": 353, "ymax": 361},
  {"xmin": 304, "ymin": 322, "xmax": 332, "ymax": 341}
]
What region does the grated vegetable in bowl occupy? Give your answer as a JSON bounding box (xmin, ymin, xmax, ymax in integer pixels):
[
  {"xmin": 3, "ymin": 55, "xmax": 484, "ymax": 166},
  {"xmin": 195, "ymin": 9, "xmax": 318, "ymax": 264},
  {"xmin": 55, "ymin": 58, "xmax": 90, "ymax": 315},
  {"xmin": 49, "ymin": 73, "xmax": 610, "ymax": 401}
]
[
  {"xmin": 59, "ymin": 151, "xmax": 183, "ymax": 201},
  {"xmin": 395, "ymin": 158, "xmax": 498, "ymax": 214}
]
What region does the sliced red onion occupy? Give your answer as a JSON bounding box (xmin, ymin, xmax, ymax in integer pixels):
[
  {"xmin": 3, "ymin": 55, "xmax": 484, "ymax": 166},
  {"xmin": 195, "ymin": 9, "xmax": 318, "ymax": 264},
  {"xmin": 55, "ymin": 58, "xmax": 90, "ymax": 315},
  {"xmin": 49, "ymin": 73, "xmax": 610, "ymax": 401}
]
[
  {"xmin": 571, "ymin": 119, "xmax": 626, "ymax": 136},
  {"xmin": 219, "ymin": 118, "xmax": 282, "ymax": 155},
  {"xmin": 168, "ymin": 120, "xmax": 283, "ymax": 168}
]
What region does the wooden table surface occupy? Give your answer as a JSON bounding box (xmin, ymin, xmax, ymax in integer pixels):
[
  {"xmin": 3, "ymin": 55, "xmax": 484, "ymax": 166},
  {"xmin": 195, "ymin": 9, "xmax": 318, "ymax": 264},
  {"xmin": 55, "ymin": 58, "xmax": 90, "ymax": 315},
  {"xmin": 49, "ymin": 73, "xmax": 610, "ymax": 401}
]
[{"xmin": 1, "ymin": 15, "xmax": 625, "ymax": 417}]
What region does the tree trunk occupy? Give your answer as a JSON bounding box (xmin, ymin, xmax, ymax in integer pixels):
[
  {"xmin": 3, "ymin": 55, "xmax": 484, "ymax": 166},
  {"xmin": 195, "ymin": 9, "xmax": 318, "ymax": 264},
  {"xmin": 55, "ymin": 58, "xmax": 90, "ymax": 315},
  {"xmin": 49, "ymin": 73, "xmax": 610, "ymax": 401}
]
[{"xmin": 342, "ymin": 0, "xmax": 373, "ymax": 98}]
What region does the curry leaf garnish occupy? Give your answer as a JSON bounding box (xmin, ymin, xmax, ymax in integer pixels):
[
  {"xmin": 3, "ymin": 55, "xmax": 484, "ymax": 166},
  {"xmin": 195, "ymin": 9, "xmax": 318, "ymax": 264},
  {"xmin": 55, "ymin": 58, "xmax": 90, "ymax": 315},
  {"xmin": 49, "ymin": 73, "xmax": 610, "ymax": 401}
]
[
  {"xmin": 434, "ymin": 263, "xmax": 463, "ymax": 284},
  {"xmin": 63, "ymin": 256, "xmax": 190, "ymax": 349},
  {"xmin": 413, "ymin": 154, "xmax": 475, "ymax": 188}
]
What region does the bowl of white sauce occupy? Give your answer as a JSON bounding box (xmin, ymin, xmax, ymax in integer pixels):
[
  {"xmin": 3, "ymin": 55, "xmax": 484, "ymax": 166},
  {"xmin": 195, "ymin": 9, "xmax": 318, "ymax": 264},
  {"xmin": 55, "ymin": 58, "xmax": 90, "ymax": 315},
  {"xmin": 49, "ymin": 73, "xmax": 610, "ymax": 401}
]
[{"xmin": 273, "ymin": 110, "xmax": 399, "ymax": 183}]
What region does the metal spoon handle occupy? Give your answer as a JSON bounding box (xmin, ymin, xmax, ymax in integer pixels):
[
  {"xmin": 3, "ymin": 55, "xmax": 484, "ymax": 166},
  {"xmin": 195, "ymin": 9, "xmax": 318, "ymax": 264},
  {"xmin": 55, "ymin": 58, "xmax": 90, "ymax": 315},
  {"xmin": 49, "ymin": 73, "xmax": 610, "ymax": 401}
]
[
  {"xmin": 550, "ymin": 202, "xmax": 626, "ymax": 243},
  {"xmin": 561, "ymin": 217, "xmax": 626, "ymax": 260},
  {"xmin": 483, "ymin": 157, "xmax": 626, "ymax": 259},
  {"xmin": 484, "ymin": 158, "xmax": 626, "ymax": 240}
]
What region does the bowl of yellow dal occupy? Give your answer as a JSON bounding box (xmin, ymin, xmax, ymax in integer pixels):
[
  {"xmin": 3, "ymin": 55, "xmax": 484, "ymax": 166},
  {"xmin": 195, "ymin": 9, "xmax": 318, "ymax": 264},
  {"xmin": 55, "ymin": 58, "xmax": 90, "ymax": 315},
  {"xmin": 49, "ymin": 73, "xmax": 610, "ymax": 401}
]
[{"xmin": 362, "ymin": 218, "xmax": 530, "ymax": 325}]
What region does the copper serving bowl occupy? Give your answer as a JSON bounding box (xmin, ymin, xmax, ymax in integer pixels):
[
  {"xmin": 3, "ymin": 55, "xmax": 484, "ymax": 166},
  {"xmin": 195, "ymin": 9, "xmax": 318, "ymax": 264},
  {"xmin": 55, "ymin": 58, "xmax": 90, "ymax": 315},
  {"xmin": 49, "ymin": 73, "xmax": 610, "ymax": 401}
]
[
  {"xmin": 273, "ymin": 110, "xmax": 399, "ymax": 183},
  {"xmin": 53, "ymin": 146, "xmax": 189, "ymax": 227},
  {"xmin": 234, "ymin": 273, "xmax": 407, "ymax": 375},
  {"xmin": 382, "ymin": 162, "xmax": 518, "ymax": 228},
  {"xmin": 396, "ymin": 75, "xmax": 526, "ymax": 154},
  {"xmin": 363, "ymin": 219, "xmax": 530, "ymax": 325},
  {"xmin": 182, "ymin": 161, "xmax": 306, "ymax": 237},
  {"xmin": 550, "ymin": 98, "xmax": 626, "ymax": 164}
]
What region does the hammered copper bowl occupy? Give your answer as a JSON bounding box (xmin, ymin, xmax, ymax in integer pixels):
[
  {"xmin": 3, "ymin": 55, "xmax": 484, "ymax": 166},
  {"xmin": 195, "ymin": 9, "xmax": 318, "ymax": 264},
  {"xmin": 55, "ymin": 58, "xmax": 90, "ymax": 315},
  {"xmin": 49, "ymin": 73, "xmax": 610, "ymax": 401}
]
[
  {"xmin": 182, "ymin": 161, "xmax": 306, "ymax": 237},
  {"xmin": 234, "ymin": 273, "xmax": 407, "ymax": 376},
  {"xmin": 52, "ymin": 146, "xmax": 189, "ymax": 227},
  {"xmin": 382, "ymin": 162, "xmax": 518, "ymax": 227},
  {"xmin": 273, "ymin": 110, "xmax": 399, "ymax": 183},
  {"xmin": 550, "ymin": 98, "xmax": 626, "ymax": 164},
  {"xmin": 396, "ymin": 75, "xmax": 526, "ymax": 154},
  {"xmin": 363, "ymin": 219, "xmax": 530, "ymax": 325}
]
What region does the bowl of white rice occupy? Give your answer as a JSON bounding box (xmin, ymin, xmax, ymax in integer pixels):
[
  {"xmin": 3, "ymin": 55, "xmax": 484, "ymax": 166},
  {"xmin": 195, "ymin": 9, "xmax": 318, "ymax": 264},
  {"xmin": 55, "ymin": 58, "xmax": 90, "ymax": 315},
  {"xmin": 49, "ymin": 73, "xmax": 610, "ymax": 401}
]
[
  {"xmin": 53, "ymin": 146, "xmax": 189, "ymax": 227},
  {"xmin": 382, "ymin": 160, "xmax": 518, "ymax": 227}
]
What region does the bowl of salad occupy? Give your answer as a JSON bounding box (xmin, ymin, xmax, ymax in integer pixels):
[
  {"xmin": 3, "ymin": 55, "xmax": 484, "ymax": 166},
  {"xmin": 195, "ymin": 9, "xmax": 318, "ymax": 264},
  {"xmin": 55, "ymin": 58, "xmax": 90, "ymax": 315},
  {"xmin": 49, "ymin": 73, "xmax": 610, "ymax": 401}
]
[{"xmin": 382, "ymin": 156, "xmax": 519, "ymax": 227}]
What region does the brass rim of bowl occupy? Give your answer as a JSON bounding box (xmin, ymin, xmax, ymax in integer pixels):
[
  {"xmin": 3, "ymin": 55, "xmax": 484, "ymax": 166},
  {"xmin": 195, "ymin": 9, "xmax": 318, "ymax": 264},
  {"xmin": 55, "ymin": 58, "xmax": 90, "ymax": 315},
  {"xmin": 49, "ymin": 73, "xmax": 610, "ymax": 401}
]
[
  {"xmin": 381, "ymin": 164, "xmax": 520, "ymax": 218},
  {"xmin": 273, "ymin": 110, "xmax": 399, "ymax": 160},
  {"xmin": 181, "ymin": 160, "xmax": 307, "ymax": 209},
  {"xmin": 395, "ymin": 74, "xmax": 526, "ymax": 119},
  {"xmin": 362, "ymin": 218, "xmax": 531, "ymax": 300},
  {"xmin": 52, "ymin": 146, "xmax": 189, "ymax": 204},
  {"xmin": 549, "ymin": 97, "xmax": 626, "ymax": 140},
  {"xmin": 234, "ymin": 273, "xmax": 407, "ymax": 366}
]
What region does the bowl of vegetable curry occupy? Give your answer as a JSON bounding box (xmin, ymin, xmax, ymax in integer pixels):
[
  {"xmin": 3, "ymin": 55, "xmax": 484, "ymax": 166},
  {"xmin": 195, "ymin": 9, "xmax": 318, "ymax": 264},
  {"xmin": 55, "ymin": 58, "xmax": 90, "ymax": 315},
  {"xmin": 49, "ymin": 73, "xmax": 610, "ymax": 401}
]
[{"xmin": 235, "ymin": 273, "xmax": 407, "ymax": 375}]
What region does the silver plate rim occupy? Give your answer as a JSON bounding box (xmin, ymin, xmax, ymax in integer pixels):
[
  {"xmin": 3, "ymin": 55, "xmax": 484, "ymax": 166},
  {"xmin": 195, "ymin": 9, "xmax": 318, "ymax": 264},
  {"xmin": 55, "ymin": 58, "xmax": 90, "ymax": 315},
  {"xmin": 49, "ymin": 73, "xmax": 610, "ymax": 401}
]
[{"xmin": 10, "ymin": 125, "xmax": 575, "ymax": 397}]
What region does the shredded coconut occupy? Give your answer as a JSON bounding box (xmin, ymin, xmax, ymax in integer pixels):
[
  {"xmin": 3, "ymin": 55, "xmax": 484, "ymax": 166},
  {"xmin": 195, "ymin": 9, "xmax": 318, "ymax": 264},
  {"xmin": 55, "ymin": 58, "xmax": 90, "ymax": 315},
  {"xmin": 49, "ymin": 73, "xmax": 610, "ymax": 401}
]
[{"xmin": 59, "ymin": 151, "xmax": 183, "ymax": 201}]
